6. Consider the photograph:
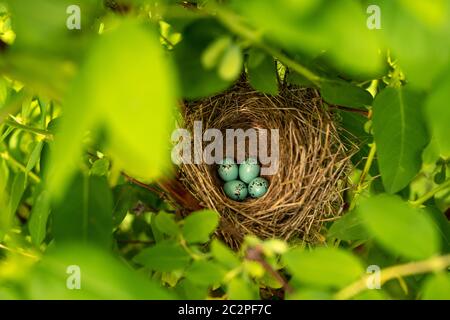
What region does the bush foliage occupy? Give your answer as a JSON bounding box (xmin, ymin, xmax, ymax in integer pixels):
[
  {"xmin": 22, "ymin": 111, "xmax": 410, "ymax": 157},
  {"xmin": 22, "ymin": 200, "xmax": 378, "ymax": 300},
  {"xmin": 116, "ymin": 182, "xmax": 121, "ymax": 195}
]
[{"xmin": 0, "ymin": 0, "xmax": 449, "ymax": 300}]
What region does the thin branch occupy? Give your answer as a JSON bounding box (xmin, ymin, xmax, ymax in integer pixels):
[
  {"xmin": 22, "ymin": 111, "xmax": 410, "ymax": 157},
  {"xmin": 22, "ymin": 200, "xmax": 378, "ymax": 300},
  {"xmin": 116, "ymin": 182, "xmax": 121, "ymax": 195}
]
[
  {"xmin": 0, "ymin": 151, "xmax": 41, "ymax": 183},
  {"xmin": 357, "ymin": 142, "xmax": 376, "ymax": 191},
  {"xmin": 410, "ymin": 178, "xmax": 450, "ymax": 207},
  {"xmin": 4, "ymin": 118, "xmax": 53, "ymax": 140},
  {"xmin": 335, "ymin": 254, "xmax": 450, "ymax": 300}
]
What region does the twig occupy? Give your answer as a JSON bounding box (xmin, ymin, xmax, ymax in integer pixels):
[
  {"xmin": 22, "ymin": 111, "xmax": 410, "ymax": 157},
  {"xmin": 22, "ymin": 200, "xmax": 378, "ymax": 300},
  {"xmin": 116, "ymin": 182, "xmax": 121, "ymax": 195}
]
[
  {"xmin": 4, "ymin": 118, "xmax": 53, "ymax": 140},
  {"xmin": 335, "ymin": 254, "xmax": 450, "ymax": 300},
  {"xmin": 0, "ymin": 151, "xmax": 41, "ymax": 183},
  {"xmin": 357, "ymin": 142, "xmax": 376, "ymax": 191},
  {"xmin": 410, "ymin": 178, "xmax": 450, "ymax": 207}
]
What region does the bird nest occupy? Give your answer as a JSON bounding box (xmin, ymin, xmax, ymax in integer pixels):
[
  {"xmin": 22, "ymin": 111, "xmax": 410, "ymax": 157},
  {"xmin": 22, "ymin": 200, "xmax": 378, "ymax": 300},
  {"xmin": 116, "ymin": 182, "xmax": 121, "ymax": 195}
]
[{"xmin": 174, "ymin": 82, "xmax": 351, "ymax": 248}]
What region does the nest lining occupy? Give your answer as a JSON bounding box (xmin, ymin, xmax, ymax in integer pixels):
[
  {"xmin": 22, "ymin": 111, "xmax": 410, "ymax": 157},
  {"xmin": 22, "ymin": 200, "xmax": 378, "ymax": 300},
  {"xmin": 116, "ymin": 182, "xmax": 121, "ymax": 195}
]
[{"xmin": 178, "ymin": 82, "xmax": 351, "ymax": 247}]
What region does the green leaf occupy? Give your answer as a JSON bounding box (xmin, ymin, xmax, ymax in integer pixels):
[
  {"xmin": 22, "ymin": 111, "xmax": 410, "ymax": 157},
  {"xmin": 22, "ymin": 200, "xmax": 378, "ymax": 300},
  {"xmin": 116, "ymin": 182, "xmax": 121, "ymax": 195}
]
[
  {"xmin": 218, "ymin": 43, "xmax": 243, "ymax": 82},
  {"xmin": 356, "ymin": 194, "xmax": 440, "ymax": 260},
  {"xmin": 52, "ymin": 173, "xmax": 113, "ymax": 249},
  {"xmin": 111, "ymin": 184, "xmax": 136, "ymax": 227},
  {"xmin": 182, "ymin": 209, "xmax": 219, "ymax": 244},
  {"xmin": 90, "ymin": 158, "xmax": 110, "ymax": 177},
  {"xmin": 425, "ymin": 206, "xmax": 450, "ymax": 253},
  {"xmin": 211, "ymin": 239, "xmax": 240, "ymax": 268},
  {"xmin": 247, "ymin": 49, "xmax": 278, "ymax": 95},
  {"xmin": 28, "ymin": 188, "xmax": 51, "ymax": 246},
  {"xmin": 421, "ymin": 273, "xmax": 450, "ymax": 300},
  {"xmin": 282, "ymin": 247, "xmax": 364, "ymax": 288},
  {"xmin": 7, "ymin": 172, "xmax": 26, "ymax": 225},
  {"xmin": 227, "ymin": 277, "xmax": 258, "ymax": 300},
  {"xmin": 25, "ymin": 141, "xmax": 43, "ymax": 173},
  {"xmin": 133, "ymin": 242, "xmax": 191, "ymax": 272},
  {"xmin": 328, "ymin": 209, "xmax": 369, "ymax": 241},
  {"xmin": 154, "ymin": 212, "xmax": 180, "ymax": 237},
  {"xmin": 425, "ymin": 72, "xmax": 450, "ymax": 158},
  {"xmin": 29, "ymin": 244, "xmax": 173, "ymax": 299},
  {"xmin": 176, "ymin": 279, "xmax": 208, "ymax": 300},
  {"xmin": 47, "ymin": 22, "xmax": 177, "ymax": 197},
  {"xmin": 185, "ymin": 260, "xmax": 226, "ymax": 286},
  {"xmin": 174, "ymin": 19, "xmax": 233, "ymax": 99},
  {"xmin": 372, "ymin": 86, "xmax": 429, "ymax": 193},
  {"xmin": 320, "ymin": 80, "xmax": 373, "ymax": 109},
  {"xmin": 201, "ymin": 36, "xmax": 231, "ymax": 70}
]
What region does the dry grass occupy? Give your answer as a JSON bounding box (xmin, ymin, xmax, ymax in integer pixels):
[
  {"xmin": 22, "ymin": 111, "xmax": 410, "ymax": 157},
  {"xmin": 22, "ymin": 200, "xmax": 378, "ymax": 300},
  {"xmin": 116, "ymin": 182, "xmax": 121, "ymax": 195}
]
[{"xmin": 177, "ymin": 82, "xmax": 351, "ymax": 248}]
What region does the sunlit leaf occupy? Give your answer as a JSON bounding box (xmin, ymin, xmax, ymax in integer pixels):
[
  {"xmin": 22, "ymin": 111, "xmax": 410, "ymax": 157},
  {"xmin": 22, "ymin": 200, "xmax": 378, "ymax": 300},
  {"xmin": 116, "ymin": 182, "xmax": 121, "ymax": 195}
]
[
  {"xmin": 283, "ymin": 247, "xmax": 364, "ymax": 288},
  {"xmin": 372, "ymin": 86, "xmax": 429, "ymax": 193},
  {"xmin": 182, "ymin": 209, "xmax": 219, "ymax": 244},
  {"xmin": 47, "ymin": 22, "xmax": 178, "ymax": 197},
  {"xmin": 356, "ymin": 194, "xmax": 440, "ymax": 260}
]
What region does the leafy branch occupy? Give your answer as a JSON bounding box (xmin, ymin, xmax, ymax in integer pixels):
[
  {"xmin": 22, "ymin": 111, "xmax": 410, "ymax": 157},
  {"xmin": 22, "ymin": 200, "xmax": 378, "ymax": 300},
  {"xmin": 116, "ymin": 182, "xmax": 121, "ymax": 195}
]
[
  {"xmin": 335, "ymin": 253, "xmax": 450, "ymax": 300},
  {"xmin": 4, "ymin": 118, "xmax": 53, "ymax": 140},
  {"xmin": 206, "ymin": 5, "xmax": 323, "ymax": 87}
]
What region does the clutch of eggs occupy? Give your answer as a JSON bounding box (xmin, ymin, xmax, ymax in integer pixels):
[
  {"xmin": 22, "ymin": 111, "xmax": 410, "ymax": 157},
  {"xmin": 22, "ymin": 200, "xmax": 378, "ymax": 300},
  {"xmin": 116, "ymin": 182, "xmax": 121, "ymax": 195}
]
[{"xmin": 218, "ymin": 158, "xmax": 268, "ymax": 201}]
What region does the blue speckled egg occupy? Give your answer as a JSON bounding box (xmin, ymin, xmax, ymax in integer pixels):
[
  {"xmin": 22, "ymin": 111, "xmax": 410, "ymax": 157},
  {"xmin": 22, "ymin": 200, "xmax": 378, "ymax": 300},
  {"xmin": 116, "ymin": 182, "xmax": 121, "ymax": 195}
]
[
  {"xmin": 248, "ymin": 177, "xmax": 269, "ymax": 198},
  {"xmin": 224, "ymin": 180, "xmax": 248, "ymax": 201},
  {"xmin": 239, "ymin": 158, "xmax": 260, "ymax": 183},
  {"xmin": 218, "ymin": 158, "xmax": 239, "ymax": 182}
]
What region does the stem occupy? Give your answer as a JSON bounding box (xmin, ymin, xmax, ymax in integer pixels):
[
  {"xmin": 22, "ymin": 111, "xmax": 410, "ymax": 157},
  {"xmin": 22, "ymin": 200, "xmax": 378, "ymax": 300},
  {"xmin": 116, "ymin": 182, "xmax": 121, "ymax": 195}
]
[
  {"xmin": 0, "ymin": 151, "xmax": 41, "ymax": 183},
  {"xmin": 209, "ymin": 6, "xmax": 322, "ymax": 87},
  {"xmin": 0, "ymin": 243, "xmax": 39, "ymax": 260},
  {"xmin": 357, "ymin": 142, "xmax": 377, "ymax": 191},
  {"xmin": 410, "ymin": 178, "xmax": 450, "ymax": 207},
  {"xmin": 349, "ymin": 142, "xmax": 376, "ymax": 211},
  {"xmin": 4, "ymin": 119, "xmax": 53, "ymax": 140},
  {"xmin": 335, "ymin": 254, "xmax": 450, "ymax": 300}
]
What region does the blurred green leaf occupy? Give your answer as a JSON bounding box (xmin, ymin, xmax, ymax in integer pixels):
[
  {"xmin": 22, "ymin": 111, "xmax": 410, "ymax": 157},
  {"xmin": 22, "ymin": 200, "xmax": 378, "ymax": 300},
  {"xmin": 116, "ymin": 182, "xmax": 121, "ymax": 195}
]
[
  {"xmin": 28, "ymin": 188, "xmax": 51, "ymax": 247},
  {"xmin": 47, "ymin": 22, "xmax": 177, "ymax": 197},
  {"xmin": 182, "ymin": 209, "xmax": 219, "ymax": 244},
  {"xmin": 373, "ymin": 86, "xmax": 429, "ymax": 193},
  {"xmin": 227, "ymin": 277, "xmax": 258, "ymax": 300},
  {"xmin": 2, "ymin": 171, "xmax": 26, "ymax": 232},
  {"xmin": 217, "ymin": 43, "xmax": 242, "ymax": 82},
  {"xmin": 356, "ymin": 194, "xmax": 440, "ymax": 260},
  {"xmin": 211, "ymin": 239, "xmax": 240, "ymax": 269},
  {"xmin": 25, "ymin": 141, "xmax": 43, "ymax": 173},
  {"xmin": 321, "ymin": 80, "xmax": 373, "ymax": 109},
  {"xmin": 53, "ymin": 173, "xmax": 113, "ymax": 249},
  {"xmin": 201, "ymin": 36, "xmax": 231, "ymax": 70},
  {"xmin": 6, "ymin": 0, "xmax": 103, "ymax": 56},
  {"xmin": 90, "ymin": 158, "xmax": 110, "ymax": 177},
  {"xmin": 377, "ymin": 0, "xmax": 450, "ymax": 88},
  {"xmin": 236, "ymin": 0, "xmax": 384, "ymax": 77},
  {"xmin": 173, "ymin": 19, "xmax": 233, "ymax": 99},
  {"xmin": 247, "ymin": 48, "xmax": 278, "ymax": 95},
  {"xmin": 29, "ymin": 244, "xmax": 173, "ymax": 299},
  {"xmin": 283, "ymin": 247, "xmax": 364, "ymax": 288},
  {"xmin": 185, "ymin": 260, "xmax": 226, "ymax": 286},
  {"xmin": 425, "ymin": 72, "xmax": 450, "ymax": 158},
  {"xmin": 328, "ymin": 209, "xmax": 369, "ymax": 241},
  {"xmin": 154, "ymin": 212, "xmax": 179, "ymax": 237},
  {"xmin": 133, "ymin": 242, "xmax": 191, "ymax": 272},
  {"xmin": 421, "ymin": 273, "xmax": 450, "ymax": 300}
]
